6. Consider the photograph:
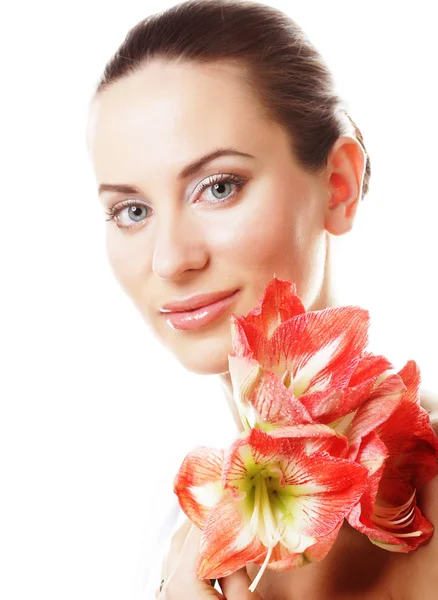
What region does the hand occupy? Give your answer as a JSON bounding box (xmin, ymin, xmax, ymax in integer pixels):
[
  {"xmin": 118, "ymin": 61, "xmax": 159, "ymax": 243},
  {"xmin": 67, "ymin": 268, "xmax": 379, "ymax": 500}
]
[{"xmin": 157, "ymin": 517, "xmax": 263, "ymax": 599}]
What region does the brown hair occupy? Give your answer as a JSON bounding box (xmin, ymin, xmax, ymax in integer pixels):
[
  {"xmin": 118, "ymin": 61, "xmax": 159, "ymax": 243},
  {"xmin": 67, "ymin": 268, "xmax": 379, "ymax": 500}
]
[{"xmin": 94, "ymin": 0, "xmax": 371, "ymax": 199}]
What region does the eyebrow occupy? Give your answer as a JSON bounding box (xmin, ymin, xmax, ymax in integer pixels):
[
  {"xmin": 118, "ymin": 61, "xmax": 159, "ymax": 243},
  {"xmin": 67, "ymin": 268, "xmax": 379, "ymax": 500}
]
[{"xmin": 97, "ymin": 148, "xmax": 255, "ymax": 196}]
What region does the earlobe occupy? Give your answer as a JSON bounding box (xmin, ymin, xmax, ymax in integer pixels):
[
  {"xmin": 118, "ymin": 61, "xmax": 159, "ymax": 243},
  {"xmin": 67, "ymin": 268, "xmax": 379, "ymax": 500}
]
[{"xmin": 325, "ymin": 199, "xmax": 359, "ymax": 236}]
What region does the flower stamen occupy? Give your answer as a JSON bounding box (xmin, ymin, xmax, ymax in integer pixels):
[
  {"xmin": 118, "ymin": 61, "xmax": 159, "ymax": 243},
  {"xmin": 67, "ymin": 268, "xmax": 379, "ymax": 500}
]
[
  {"xmin": 371, "ymin": 490, "xmax": 422, "ymax": 537},
  {"xmin": 248, "ymin": 522, "xmax": 283, "ymax": 593}
]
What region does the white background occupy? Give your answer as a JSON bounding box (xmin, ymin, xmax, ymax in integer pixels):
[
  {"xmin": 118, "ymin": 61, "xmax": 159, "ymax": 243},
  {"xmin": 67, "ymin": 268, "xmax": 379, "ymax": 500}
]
[{"xmin": 1, "ymin": 1, "xmax": 437, "ymax": 598}]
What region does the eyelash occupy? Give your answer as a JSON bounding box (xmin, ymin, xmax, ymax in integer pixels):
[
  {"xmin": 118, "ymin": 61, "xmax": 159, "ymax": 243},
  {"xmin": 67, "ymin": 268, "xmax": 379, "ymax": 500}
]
[{"xmin": 104, "ymin": 172, "xmax": 247, "ymax": 230}]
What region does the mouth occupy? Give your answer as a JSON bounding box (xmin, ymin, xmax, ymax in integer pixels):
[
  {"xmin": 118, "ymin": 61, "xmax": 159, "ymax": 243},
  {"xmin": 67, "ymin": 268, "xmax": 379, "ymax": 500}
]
[
  {"xmin": 160, "ymin": 288, "xmax": 240, "ymax": 313},
  {"xmin": 162, "ymin": 289, "xmax": 241, "ymax": 331}
]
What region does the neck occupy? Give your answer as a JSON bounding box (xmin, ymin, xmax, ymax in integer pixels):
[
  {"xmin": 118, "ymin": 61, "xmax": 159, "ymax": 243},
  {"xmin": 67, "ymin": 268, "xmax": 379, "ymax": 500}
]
[
  {"xmin": 219, "ymin": 371, "xmax": 245, "ymax": 433},
  {"xmin": 218, "ymin": 233, "xmax": 339, "ymax": 431}
]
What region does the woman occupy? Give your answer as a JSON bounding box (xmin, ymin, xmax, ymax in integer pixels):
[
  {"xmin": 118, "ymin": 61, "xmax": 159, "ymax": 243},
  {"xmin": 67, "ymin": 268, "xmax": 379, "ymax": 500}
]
[{"xmin": 85, "ymin": 1, "xmax": 438, "ymax": 598}]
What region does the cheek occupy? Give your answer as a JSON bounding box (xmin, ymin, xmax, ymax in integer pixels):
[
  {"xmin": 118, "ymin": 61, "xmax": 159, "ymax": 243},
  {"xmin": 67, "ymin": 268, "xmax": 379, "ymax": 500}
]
[
  {"xmin": 105, "ymin": 230, "xmax": 146, "ymax": 296},
  {"xmin": 208, "ymin": 187, "xmax": 311, "ymax": 269},
  {"xmin": 205, "ymin": 184, "xmax": 325, "ymax": 307}
]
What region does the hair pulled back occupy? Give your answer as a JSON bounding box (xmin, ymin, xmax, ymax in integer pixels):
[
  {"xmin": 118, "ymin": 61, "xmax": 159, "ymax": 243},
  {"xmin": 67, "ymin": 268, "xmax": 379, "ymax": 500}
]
[{"xmin": 95, "ymin": 0, "xmax": 371, "ymax": 199}]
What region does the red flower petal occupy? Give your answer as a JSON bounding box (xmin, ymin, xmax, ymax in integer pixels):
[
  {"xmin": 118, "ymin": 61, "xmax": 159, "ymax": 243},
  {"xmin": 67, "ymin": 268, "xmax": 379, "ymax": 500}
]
[
  {"xmin": 251, "ymin": 520, "xmax": 343, "ymax": 574},
  {"xmin": 272, "ymin": 306, "xmax": 370, "ymax": 403},
  {"xmin": 397, "ymin": 360, "xmax": 421, "ymax": 404},
  {"xmin": 230, "ymin": 314, "xmax": 271, "ymax": 365},
  {"xmin": 375, "ymin": 362, "xmax": 438, "ymax": 491},
  {"xmin": 347, "ymin": 372, "xmax": 406, "ymax": 460},
  {"xmin": 260, "ymin": 423, "xmax": 348, "ymax": 458},
  {"xmin": 347, "ymin": 431, "xmax": 388, "ymax": 532},
  {"xmin": 223, "ymin": 428, "xmax": 367, "ymax": 539},
  {"xmin": 349, "ymin": 475, "xmax": 434, "ymax": 552},
  {"xmin": 377, "ymin": 408, "xmax": 438, "ymax": 494},
  {"xmin": 347, "ymin": 361, "xmax": 438, "ymax": 553},
  {"xmin": 310, "ymin": 352, "xmax": 396, "ymax": 425},
  {"xmin": 348, "ymin": 352, "xmax": 394, "ymax": 388},
  {"xmin": 174, "ymin": 446, "xmax": 225, "ymax": 530},
  {"xmin": 229, "ymin": 358, "xmax": 313, "ymax": 428},
  {"xmin": 238, "ymin": 277, "xmax": 306, "ymax": 340},
  {"xmin": 197, "ymin": 491, "xmax": 267, "ymax": 579}
]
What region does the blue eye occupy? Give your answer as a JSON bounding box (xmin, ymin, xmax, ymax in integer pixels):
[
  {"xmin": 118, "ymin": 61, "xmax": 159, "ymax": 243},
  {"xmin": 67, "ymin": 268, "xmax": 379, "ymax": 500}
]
[
  {"xmin": 104, "ymin": 172, "xmax": 247, "ymax": 230},
  {"xmin": 197, "ymin": 173, "xmax": 245, "ymax": 202},
  {"xmin": 125, "ymin": 205, "xmax": 148, "ymax": 222},
  {"xmin": 104, "ymin": 200, "xmax": 150, "ymax": 228}
]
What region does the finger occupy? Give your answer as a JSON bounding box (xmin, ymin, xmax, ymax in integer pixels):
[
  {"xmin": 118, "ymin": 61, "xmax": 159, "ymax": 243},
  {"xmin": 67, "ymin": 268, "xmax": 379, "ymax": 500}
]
[
  {"xmin": 163, "ymin": 517, "xmax": 193, "ymax": 580},
  {"xmin": 218, "ymin": 567, "xmax": 264, "ymax": 599},
  {"xmin": 178, "ymin": 524, "xmax": 203, "ymax": 583},
  {"xmin": 168, "ymin": 524, "xmax": 222, "ymax": 596}
]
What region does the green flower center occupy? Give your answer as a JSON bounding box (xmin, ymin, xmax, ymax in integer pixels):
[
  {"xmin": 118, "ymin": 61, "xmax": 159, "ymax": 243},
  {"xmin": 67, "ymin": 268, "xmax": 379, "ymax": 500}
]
[{"xmin": 244, "ymin": 466, "xmax": 292, "ymax": 547}]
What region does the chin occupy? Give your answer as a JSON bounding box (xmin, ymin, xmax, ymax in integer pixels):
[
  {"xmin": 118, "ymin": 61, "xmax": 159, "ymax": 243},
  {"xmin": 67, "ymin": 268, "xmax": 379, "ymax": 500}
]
[
  {"xmin": 178, "ymin": 353, "xmax": 231, "ymax": 376},
  {"xmin": 152, "ymin": 311, "xmax": 236, "ymax": 375},
  {"xmin": 173, "ymin": 334, "xmax": 233, "ymax": 375}
]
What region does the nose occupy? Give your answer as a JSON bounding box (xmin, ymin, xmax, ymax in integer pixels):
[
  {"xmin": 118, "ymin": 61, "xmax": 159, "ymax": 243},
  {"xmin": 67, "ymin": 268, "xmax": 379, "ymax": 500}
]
[{"xmin": 152, "ymin": 208, "xmax": 209, "ymax": 281}]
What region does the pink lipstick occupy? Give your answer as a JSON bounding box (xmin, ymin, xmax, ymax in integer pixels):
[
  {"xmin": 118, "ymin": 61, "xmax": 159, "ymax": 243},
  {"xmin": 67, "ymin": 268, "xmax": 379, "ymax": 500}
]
[{"xmin": 162, "ymin": 289, "xmax": 240, "ymax": 331}]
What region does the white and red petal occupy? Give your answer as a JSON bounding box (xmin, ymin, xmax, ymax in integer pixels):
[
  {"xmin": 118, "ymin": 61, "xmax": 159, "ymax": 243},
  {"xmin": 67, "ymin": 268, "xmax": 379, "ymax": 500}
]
[
  {"xmin": 221, "ymin": 427, "xmax": 334, "ymax": 492},
  {"xmin": 346, "ymin": 431, "xmax": 388, "ymax": 532},
  {"xmin": 312, "ymin": 354, "xmax": 394, "ymax": 425},
  {"xmin": 253, "ymin": 520, "xmax": 342, "ymax": 573},
  {"xmin": 174, "ymin": 446, "xmax": 225, "ymax": 530},
  {"xmin": 238, "ymin": 277, "xmax": 306, "ymax": 340},
  {"xmin": 397, "ymin": 360, "xmax": 421, "ymax": 404},
  {"xmin": 223, "ymin": 428, "xmax": 367, "ymax": 538},
  {"xmin": 348, "ymin": 438, "xmax": 436, "ymax": 553},
  {"xmin": 232, "ymin": 363, "xmax": 313, "ymax": 428},
  {"xmin": 258, "ymin": 423, "xmax": 348, "ymax": 458},
  {"xmin": 369, "ymin": 506, "xmax": 434, "ymax": 552},
  {"xmin": 349, "ymin": 490, "xmax": 434, "ymax": 552},
  {"xmin": 227, "ymin": 353, "xmax": 264, "ymax": 429},
  {"xmin": 376, "ymin": 389, "xmax": 438, "ymax": 490},
  {"xmin": 230, "ymin": 314, "xmax": 278, "ymax": 369},
  {"xmin": 276, "ymin": 454, "xmax": 367, "ymax": 538},
  {"xmin": 197, "ymin": 490, "xmax": 267, "ymax": 579},
  {"xmin": 271, "ymin": 306, "xmax": 370, "ymax": 403},
  {"xmin": 348, "ymin": 352, "xmax": 394, "ymax": 387},
  {"xmin": 347, "ymin": 373, "xmax": 406, "ymax": 460},
  {"xmin": 352, "ymin": 431, "xmax": 388, "ymax": 482}
]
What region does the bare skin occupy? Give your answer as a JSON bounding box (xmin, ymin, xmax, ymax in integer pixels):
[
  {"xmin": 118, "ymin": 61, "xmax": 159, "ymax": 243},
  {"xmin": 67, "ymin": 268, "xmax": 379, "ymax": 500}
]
[{"xmin": 86, "ymin": 59, "xmax": 438, "ymax": 599}]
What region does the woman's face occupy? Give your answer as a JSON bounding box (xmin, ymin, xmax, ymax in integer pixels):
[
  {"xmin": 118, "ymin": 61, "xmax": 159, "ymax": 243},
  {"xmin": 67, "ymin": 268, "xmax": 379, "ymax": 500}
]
[{"xmin": 86, "ymin": 60, "xmax": 332, "ymax": 375}]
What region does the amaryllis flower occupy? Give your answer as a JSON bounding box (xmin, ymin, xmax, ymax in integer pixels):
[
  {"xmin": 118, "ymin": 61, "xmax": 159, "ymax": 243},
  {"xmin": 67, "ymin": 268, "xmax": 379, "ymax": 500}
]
[
  {"xmin": 347, "ymin": 360, "xmax": 438, "ymax": 551},
  {"xmin": 174, "ymin": 424, "xmax": 367, "ymax": 591},
  {"xmin": 228, "ymin": 277, "xmax": 393, "ymax": 431},
  {"xmin": 173, "ymin": 275, "xmax": 438, "ymax": 593}
]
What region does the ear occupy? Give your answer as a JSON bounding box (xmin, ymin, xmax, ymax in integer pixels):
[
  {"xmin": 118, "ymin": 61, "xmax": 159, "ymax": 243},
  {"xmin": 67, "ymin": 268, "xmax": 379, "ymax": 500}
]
[{"xmin": 324, "ymin": 136, "xmax": 367, "ymax": 236}]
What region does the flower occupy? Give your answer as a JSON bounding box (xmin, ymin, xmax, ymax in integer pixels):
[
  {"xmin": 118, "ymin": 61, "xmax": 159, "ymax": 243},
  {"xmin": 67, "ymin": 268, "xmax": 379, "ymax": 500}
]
[
  {"xmin": 347, "ymin": 360, "xmax": 438, "ymax": 551},
  {"xmin": 174, "ymin": 424, "xmax": 368, "ymax": 589},
  {"xmin": 173, "ymin": 276, "xmax": 438, "ymax": 591},
  {"xmin": 228, "ymin": 277, "xmax": 376, "ymax": 431},
  {"xmin": 227, "ymin": 277, "xmax": 438, "ymax": 551}
]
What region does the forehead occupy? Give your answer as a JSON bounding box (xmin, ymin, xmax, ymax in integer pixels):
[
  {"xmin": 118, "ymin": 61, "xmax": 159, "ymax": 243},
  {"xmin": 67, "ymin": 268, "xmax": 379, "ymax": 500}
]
[{"xmin": 87, "ymin": 60, "xmax": 274, "ymax": 183}]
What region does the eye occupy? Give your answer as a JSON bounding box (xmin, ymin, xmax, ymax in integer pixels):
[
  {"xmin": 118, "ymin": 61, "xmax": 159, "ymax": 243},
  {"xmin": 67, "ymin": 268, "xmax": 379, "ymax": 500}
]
[
  {"xmin": 104, "ymin": 173, "xmax": 247, "ymax": 231},
  {"xmin": 104, "ymin": 200, "xmax": 150, "ymax": 228},
  {"xmin": 209, "ymin": 180, "xmax": 231, "ymax": 200},
  {"xmin": 196, "ymin": 173, "xmax": 246, "ymax": 204},
  {"xmin": 121, "ymin": 204, "xmax": 148, "ymax": 223}
]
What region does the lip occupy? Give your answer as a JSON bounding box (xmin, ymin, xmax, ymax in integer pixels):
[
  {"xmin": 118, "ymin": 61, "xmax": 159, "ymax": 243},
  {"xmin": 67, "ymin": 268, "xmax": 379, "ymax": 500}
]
[
  {"xmin": 160, "ymin": 288, "xmax": 239, "ymax": 313},
  {"xmin": 162, "ymin": 289, "xmax": 240, "ymax": 331}
]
